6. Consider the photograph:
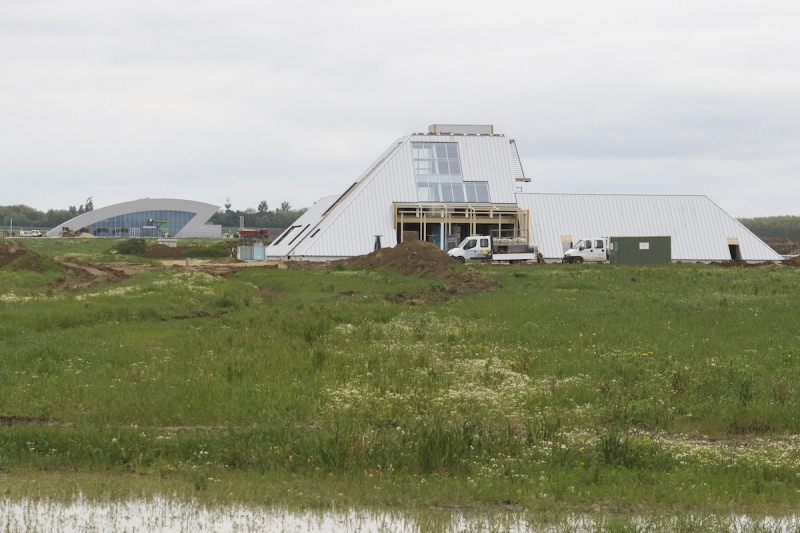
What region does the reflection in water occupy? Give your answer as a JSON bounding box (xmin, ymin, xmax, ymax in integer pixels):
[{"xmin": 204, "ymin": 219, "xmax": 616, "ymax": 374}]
[
  {"xmin": 1, "ymin": 498, "xmax": 525, "ymax": 532},
  {"xmin": 1, "ymin": 498, "xmax": 799, "ymax": 532}
]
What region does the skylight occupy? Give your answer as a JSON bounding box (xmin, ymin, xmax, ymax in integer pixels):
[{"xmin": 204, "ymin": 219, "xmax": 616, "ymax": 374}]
[{"xmin": 412, "ymin": 142, "xmax": 489, "ymax": 203}]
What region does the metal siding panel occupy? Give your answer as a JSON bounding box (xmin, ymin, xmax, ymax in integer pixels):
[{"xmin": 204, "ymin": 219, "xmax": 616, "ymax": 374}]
[
  {"xmin": 266, "ymin": 194, "xmax": 340, "ymax": 258},
  {"xmin": 611, "ymin": 236, "xmax": 671, "ymax": 265},
  {"xmin": 519, "ymin": 193, "xmax": 781, "ymax": 262}
]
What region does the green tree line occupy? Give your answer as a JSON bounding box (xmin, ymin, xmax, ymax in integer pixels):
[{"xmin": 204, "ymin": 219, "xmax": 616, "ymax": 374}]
[
  {"xmin": 0, "ymin": 197, "xmax": 93, "ymax": 230},
  {"xmin": 209, "ymin": 201, "xmax": 307, "ymax": 230},
  {"xmin": 738, "ymin": 215, "xmax": 800, "ymax": 241}
]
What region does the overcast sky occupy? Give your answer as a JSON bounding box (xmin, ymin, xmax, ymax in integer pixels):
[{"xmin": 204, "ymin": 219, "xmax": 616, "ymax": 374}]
[{"xmin": 2, "ymin": 0, "xmax": 799, "ymax": 217}]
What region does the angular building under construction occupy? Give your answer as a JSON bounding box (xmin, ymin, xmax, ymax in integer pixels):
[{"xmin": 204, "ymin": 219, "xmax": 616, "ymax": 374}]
[{"xmin": 266, "ymin": 125, "xmax": 780, "ymax": 263}]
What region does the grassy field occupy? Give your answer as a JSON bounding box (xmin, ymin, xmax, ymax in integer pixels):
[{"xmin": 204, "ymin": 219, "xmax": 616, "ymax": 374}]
[{"xmin": 2, "ymin": 237, "xmax": 800, "ymax": 519}]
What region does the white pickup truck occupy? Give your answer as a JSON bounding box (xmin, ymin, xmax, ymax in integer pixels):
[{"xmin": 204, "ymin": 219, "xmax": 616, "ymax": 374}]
[
  {"xmin": 562, "ymin": 237, "xmax": 609, "ymax": 264},
  {"xmin": 19, "ymin": 230, "xmax": 43, "ymax": 237},
  {"xmin": 448, "ymin": 235, "xmax": 541, "ymax": 264}
]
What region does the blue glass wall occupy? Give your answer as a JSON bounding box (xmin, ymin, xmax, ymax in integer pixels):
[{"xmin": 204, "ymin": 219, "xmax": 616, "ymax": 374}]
[{"xmin": 83, "ymin": 210, "xmax": 196, "ymax": 237}]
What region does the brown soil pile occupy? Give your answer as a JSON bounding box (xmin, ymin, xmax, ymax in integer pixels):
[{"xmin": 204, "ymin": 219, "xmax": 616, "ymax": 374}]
[
  {"xmin": 0, "ymin": 243, "xmax": 46, "ymax": 272},
  {"xmin": 344, "ymin": 240, "xmax": 461, "ymax": 277},
  {"xmin": 713, "ymin": 259, "xmax": 784, "ymax": 268},
  {"xmin": 144, "ymin": 244, "xmax": 187, "ymax": 259},
  {"xmin": 782, "ymin": 255, "xmax": 800, "ymax": 267},
  {"xmin": 343, "ymin": 240, "xmax": 501, "ymax": 299}
]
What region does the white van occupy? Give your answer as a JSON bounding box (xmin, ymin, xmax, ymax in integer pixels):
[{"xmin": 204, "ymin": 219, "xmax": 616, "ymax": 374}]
[
  {"xmin": 19, "ymin": 230, "xmax": 43, "ymax": 237},
  {"xmin": 562, "ymin": 237, "xmax": 608, "ymax": 263}
]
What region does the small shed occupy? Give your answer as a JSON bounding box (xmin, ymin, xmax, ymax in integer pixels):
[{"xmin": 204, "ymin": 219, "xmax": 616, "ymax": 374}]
[{"xmin": 609, "ymin": 236, "xmax": 671, "ymax": 266}]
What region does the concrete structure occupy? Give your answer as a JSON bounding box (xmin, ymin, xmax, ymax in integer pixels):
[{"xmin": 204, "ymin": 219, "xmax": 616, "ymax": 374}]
[
  {"xmin": 47, "ymin": 198, "xmax": 221, "ymax": 238},
  {"xmin": 265, "ymin": 125, "xmax": 780, "ymax": 263}
]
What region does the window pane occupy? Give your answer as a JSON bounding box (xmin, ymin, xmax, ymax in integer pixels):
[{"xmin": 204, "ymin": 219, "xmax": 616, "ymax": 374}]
[
  {"xmin": 475, "ymin": 182, "xmax": 490, "ymax": 202},
  {"xmin": 441, "ymin": 183, "xmax": 454, "ymax": 202},
  {"xmin": 452, "ymin": 184, "xmax": 465, "ymax": 202},
  {"xmin": 465, "ymin": 183, "xmax": 477, "ymax": 203},
  {"xmin": 413, "ymin": 141, "xmax": 465, "ymax": 203}
]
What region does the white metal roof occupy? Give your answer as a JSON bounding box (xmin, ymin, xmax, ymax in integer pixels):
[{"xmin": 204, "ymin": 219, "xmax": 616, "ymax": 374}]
[
  {"xmin": 518, "ymin": 193, "xmax": 782, "ymax": 262},
  {"xmin": 266, "ymin": 131, "xmax": 524, "ymax": 260},
  {"xmin": 265, "ymin": 194, "xmax": 340, "ymax": 258}
]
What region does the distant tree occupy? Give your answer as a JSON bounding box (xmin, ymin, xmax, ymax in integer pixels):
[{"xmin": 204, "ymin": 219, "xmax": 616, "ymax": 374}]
[
  {"xmin": 85, "ymin": 196, "xmax": 94, "ymax": 212},
  {"xmin": 208, "ymin": 205, "xmax": 307, "ymax": 230},
  {"xmin": 69, "ymin": 206, "xmax": 78, "ymax": 215},
  {"xmin": 739, "ymin": 216, "xmax": 800, "ymax": 242},
  {"xmin": 279, "ymin": 201, "xmax": 291, "ymax": 212},
  {"xmin": 244, "ymin": 207, "xmax": 256, "ymax": 215},
  {"xmin": 45, "ymin": 209, "xmax": 73, "ymax": 228},
  {"xmin": 258, "ymin": 200, "xmax": 269, "ymax": 213}
]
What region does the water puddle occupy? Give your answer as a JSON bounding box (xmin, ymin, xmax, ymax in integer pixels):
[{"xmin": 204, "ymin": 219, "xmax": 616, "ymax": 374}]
[{"xmin": 1, "ymin": 497, "xmax": 799, "ymax": 532}]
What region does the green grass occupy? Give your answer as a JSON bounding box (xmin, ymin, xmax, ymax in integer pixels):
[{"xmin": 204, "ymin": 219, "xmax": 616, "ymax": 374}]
[
  {"xmin": 11, "ymin": 236, "xmax": 237, "ymax": 263},
  {"xmin": 2, "ymin": 248, "xmax": 800, "ymax": 516}
]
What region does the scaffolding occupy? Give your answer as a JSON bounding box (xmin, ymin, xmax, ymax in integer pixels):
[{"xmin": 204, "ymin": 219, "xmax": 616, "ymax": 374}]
[{"xmin": 393, "ymin": 203, "xmax": 529, "ymax": 250}]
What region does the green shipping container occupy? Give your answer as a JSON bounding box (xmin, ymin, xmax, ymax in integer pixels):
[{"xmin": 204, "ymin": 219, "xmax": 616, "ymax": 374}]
[{"xmin": 609, "ymin": 236, "xmax": 671, "ymax": 265}]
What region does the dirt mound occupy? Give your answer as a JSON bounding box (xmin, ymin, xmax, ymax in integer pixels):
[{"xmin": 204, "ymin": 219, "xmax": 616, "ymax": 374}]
[
  {"xmin": 343, "ymin": 240, "xmax": 501, "ymax": 299},
  {"xmin": 344, "ymin": 240, "xmax": 460, "ymax": 278},
  {"xmin": 713, "ymin": 260, "xmax": 780, "ymax": 268},
  {"xmin": 782, "ymin": 255, "xmax": 800, "ymax": 267},
  {"xmin": 144, "ymin": 244, "xmax": 187, "ymax": 259},
  {"xmin": 0, "ymin": 243, "xmax": 25, "ymax": 268},
  {"xmin": 0, "ymin": 243, "xmax": 46, "ymax": 272}
]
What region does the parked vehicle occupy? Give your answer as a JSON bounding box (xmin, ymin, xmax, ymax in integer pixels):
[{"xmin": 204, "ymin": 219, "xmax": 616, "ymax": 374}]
[
  {"xmin": 562, "ymin": 237, "xmax": 609, "ymax": 263},
  {"xmin": 237, "ymin": 228, "xmax": 270, "ymax": 238},
  {"xmin": 19, "ymin": 230, "xmax": 43, "ymax": 237},
  {"xmin": 448, "ymin": 234, "xmax": 540, "ymax": 264}
]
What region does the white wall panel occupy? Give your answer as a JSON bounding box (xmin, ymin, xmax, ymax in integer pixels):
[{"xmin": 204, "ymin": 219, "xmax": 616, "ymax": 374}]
[{"xmin": 519, "ymin": 193, "xmax": 781, "ymax": 262}]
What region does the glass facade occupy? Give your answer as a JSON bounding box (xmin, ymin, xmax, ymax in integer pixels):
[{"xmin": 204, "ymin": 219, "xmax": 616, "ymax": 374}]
[
  {"xmin": 82, "ymin": 210, "xmax": 196, "ymax": 237},
  {"xmin": 412, "ymin": 142, "xmax": 490, "ymax": 203}
]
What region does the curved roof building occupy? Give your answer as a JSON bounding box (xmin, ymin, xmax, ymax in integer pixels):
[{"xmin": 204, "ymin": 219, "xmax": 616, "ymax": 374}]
[{"xmin": 46, "ymin": 198, "xmax": 221, "ymax": 238}]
